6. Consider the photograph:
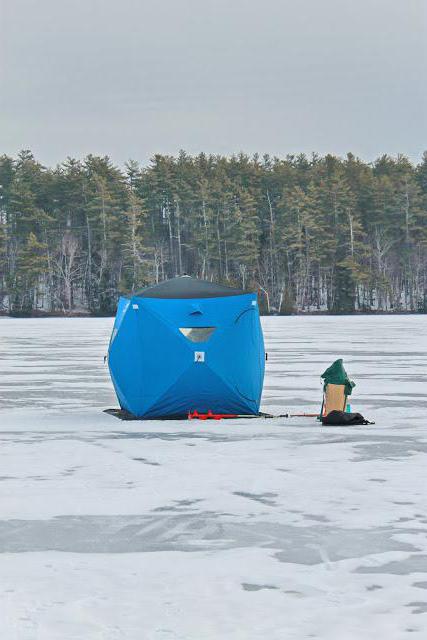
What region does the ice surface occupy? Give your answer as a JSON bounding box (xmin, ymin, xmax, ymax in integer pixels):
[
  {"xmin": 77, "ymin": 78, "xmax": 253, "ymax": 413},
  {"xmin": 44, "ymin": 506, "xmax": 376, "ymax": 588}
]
[{"xmin": 0, "ymin": 315, "xmax": 426, "ymax": 639}]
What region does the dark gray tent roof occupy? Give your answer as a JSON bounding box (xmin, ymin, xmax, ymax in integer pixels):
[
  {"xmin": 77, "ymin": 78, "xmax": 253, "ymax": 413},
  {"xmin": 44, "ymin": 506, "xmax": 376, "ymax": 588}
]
[{"xmin": 130, "ymin": 276, "xmax": 250, "ymax": 299}]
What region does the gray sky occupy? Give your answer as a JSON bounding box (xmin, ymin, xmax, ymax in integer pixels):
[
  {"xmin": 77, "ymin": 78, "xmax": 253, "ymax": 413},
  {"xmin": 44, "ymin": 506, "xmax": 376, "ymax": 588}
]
[{"xmin": 1, "ymin": 0, "xmax": 426, "ymax": 167}]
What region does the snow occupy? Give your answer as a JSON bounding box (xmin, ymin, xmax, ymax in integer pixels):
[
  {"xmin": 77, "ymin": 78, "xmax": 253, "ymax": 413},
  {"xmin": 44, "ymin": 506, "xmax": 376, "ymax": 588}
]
[{"xmin": 0, "ymin": 314, "xmax": 426, "ymax": 639}]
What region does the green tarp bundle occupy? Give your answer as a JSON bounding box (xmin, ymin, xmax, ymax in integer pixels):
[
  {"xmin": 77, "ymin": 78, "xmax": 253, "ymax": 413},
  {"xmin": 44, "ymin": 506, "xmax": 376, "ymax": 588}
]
[{"xmin": 321, "ymin": 359, "xmax": 355, "ymax": 397}]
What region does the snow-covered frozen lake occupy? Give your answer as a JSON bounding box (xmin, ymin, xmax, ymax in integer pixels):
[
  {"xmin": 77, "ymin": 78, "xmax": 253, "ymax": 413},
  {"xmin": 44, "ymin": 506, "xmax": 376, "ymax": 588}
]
[{"xmin": 0, "ymin": 315, "xmax": 426, "ymax": 639}]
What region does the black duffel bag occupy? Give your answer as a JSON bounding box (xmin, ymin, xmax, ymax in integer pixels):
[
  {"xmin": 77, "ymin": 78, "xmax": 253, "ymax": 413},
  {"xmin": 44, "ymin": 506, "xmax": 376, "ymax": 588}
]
[{"xmin": 321, "ymin": 410, "xmax": 374, "ymax": 426}]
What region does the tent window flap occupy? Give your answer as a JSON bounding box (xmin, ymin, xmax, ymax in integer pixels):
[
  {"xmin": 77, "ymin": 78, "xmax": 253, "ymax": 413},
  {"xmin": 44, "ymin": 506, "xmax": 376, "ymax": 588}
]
[{"xmin": 179, "ymin": 327, "xmax": 216, "ymax": 343}]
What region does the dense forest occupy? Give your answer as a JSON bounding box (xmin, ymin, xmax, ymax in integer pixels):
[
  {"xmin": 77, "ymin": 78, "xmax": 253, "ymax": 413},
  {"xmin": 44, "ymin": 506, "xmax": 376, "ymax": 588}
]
[{"xmin": 0, "ymin": 150, "xmax": 426, "ymax": 316}]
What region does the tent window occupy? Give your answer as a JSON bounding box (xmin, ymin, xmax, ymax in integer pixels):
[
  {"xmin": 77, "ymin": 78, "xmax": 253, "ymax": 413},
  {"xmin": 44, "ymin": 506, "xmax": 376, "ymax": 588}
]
[{"xmin": 179, "ymin": 327, "xmax": 216, "ymax": 343}]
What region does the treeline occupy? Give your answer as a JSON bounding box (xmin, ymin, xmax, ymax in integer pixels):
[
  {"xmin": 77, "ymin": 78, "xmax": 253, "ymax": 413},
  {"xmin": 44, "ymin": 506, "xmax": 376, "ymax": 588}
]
[{"xmin": 0, "ymin": 150, "xmax": 426, "ymax": 315}]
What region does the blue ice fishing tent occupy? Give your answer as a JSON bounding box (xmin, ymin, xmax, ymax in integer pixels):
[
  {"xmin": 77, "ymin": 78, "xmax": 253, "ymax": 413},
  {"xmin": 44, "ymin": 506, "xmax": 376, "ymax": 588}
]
[{"xmin": 108, "ymin": 276, "xmax": 265, "ymax": 418}]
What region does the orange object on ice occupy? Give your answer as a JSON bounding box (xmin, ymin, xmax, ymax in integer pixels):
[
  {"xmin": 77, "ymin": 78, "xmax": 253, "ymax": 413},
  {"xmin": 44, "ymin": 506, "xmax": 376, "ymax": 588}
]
[{"xmin": 188, "ymin": 410, "xmax": 238, "ymax": 420}]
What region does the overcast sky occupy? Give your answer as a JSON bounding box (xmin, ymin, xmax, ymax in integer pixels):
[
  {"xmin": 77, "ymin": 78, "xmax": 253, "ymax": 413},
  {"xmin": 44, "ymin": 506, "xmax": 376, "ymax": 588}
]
[{"xmin": 1, "ymin": 0, "xmax": 426, "ymax": 167}]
